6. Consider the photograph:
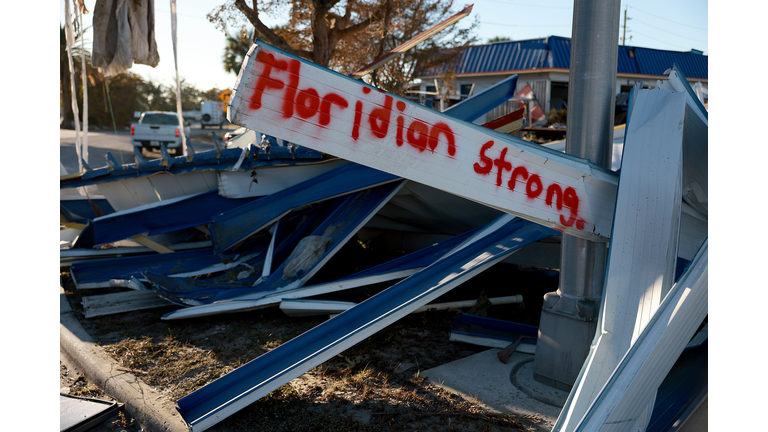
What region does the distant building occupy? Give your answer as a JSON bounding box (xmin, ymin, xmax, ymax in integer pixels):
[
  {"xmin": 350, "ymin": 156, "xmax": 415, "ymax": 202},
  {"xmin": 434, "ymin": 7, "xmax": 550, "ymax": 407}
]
[{"xmin": 412, "ymin": 36, "xmax": 708, "ymax": 124}]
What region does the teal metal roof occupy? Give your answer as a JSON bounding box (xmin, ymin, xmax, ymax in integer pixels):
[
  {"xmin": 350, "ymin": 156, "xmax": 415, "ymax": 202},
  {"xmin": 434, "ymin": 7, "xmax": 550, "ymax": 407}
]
[{"xmin": 417, "ymin": 36, "xmax": 707, "ymax": 79}]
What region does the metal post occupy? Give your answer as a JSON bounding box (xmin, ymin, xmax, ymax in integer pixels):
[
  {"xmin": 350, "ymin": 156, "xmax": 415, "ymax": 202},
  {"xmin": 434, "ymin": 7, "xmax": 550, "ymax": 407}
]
[{"xmin": 533, "ymin": 0, "xmax": 620, "ymax": 391}]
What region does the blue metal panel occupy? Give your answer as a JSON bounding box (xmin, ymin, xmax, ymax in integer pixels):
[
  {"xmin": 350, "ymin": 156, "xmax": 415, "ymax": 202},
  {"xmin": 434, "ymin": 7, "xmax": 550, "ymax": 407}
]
[
  {"xmin": 61, "ymin": 144, "xmax": 324, "ymax": 189},
  {"xmin": 175, "ymin": 217, "xmax": 557, "ymax": 431},
  {"xmin": 69, "ymin": 245, "xmax": 265, "ymax": 288},
  {"xmin": 149, "ymin": 181, "xmax": 404, "ymax": 306},
  {"xmin": 209, "ymin": 163, "xmax": 399, "ymax": 253},
  {"xmin": 159, "ymin": 224, "xmax": 483, "ymax": 317},
  {"xmin": 336, "ymin": 227, "xmax": 478, "ymax": 280},
  {"xmin": 442, "ymin": 74, "xmax": 519, "ymax": 122},
  {"xmin": 76, "ymin": 190, "xmax": 261, "ymax": 248},
  {"xmin": 145, "ymin": 196, "xmax": 349, "ymax": 305},
  {"xmin": 60, "ymin": 198, "xmax": 115, "ymax": 223},
  {"xmin": 144, "ymin": 197, "xmax": 352, "ymax": 305}
]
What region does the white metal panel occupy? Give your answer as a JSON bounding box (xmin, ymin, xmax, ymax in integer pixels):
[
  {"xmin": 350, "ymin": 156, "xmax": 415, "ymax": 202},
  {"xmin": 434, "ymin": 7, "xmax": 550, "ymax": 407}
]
[
  {"xmin": 94, "ymin": 179, "xmax": 142, "ymax": 212},
  {"xmin": 216, "ymin": 159, "xmax": 349, "ymax": 198},
  {"xmin": 149, "ymin": 171, "xmax": 218, "ymax": 200},
  {"xmin": 82, "ymin": 290, "xmax": 171, "ymax": 318},
  {"xmin": 573, "ymin": 239, "xmax": 707, "ymax": 432},
  {"xmin": 228, "ymin": 43, "xmax": 618, "ymax": 241},
  {"xmin": 554, "ymin": 89, "xmax": 687, "ymax": 432},
  {"xmin": 678, "ymin": 210, "xmax": 707, "ymax": 261},
  {"xmin": 681, "ymin": 105, "xmax": 708, "ymax": 215}
]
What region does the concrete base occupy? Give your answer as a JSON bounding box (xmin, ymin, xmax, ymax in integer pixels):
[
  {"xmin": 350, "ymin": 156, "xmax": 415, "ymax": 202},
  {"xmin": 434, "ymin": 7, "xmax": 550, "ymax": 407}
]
[
  {"xmin": 422, "ymin": 349, "xmax": 566, "ymax": 432},
  {"xmin": 533, "ymin": 308, "xmax": 597, "ymax": 390}
]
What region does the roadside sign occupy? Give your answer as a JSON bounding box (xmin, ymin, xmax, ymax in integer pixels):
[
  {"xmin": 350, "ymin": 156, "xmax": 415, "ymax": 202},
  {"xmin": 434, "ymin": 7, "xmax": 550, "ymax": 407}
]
[{"xmin": 219, "ymin": 89, "xmax": 232, "ymax": 103}]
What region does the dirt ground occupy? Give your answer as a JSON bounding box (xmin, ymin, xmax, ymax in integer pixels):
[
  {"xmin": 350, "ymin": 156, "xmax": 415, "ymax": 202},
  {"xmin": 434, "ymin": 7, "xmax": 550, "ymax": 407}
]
[{"xmin": 61, "ymin": 261, "xmax": 558, "ymax": 432}]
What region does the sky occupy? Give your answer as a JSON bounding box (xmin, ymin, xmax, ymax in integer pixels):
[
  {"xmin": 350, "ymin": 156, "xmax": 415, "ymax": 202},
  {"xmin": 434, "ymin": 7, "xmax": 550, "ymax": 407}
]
[{"xmin": 58, "ymin": 0, "xmax": 708, "ymax": 93}]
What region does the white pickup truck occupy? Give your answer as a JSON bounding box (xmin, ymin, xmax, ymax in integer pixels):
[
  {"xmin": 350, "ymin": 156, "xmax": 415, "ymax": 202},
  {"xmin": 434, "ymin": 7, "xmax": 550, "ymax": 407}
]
[{"xmin": 131, "ymin": 111, "xmax": 191, "ymax": 156}]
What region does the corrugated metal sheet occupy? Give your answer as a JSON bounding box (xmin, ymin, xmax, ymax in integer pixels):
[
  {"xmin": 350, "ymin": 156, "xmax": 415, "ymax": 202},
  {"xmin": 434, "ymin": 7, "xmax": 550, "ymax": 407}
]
[
  {"xmin": 617, "ymin": 46, "xmax": 639, "ymax": 75},
  {"xmin": 547, "ymin": 36, "xmax": 571, "ymax": 69},
  {"xmin": 417, "ymin": 36, "xmax": 707, "ymax": 79},
  {"xmin": 634, "ymin": 47, "xmax": 708, "ymax": 79}
]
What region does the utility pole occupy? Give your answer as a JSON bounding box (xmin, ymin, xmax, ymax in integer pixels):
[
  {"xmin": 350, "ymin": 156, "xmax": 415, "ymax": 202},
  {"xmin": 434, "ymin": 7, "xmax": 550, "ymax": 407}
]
[
  {"xmin": 532, "ymin": 0, "xmax": 620, "ymax": 392},
  {"xmin": 621, "ymin": 6, "xmax": 630, "ymax": 45}
]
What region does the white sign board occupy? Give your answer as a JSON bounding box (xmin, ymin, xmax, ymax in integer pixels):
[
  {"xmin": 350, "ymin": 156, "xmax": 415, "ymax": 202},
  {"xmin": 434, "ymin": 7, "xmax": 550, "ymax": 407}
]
[{"xmin": 228, "ymin": 43, "xmax": 618, "ymax": 241}]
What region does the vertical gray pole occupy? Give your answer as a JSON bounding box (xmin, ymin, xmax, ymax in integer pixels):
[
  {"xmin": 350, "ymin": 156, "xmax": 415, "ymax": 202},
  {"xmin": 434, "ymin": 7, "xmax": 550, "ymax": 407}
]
[{"xmin": 532, "ymin": 0, "xmax": 620, "ymax": 391}]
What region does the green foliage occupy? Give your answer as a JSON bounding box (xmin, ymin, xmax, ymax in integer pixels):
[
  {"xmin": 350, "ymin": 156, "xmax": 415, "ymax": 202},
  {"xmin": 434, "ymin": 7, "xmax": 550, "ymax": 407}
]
[
  {"xmin": 487, "ymin": 35, "xmax": 511, "ymax": 43},
  {"xmin": 223, "ymin": 27, "xmax": 257, "ymax": 74},
  {"xmin": 548, "ymin": 108, "xmax": 567, "ymax": 125}
]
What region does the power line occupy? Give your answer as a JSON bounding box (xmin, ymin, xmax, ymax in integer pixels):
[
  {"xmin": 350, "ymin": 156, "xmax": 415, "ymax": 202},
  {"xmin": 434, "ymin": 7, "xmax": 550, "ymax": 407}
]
[
  {"xmin": 630, "ymin": 29, "xmax": 704, "ymax": 52},
  {"xmin": 628, "ymin": 5, "xmax": 708, "ymax": 31},
  {"xmin": 481, "ymin": 21, "xmax": 570, "ymax": 28},
  {"xmin": 632, "ymin": 19, "xmax": 708, "ymax": 44},
  {"xmin": 481, "ymin": 0, "xmax": 572, "ymax": 9}
]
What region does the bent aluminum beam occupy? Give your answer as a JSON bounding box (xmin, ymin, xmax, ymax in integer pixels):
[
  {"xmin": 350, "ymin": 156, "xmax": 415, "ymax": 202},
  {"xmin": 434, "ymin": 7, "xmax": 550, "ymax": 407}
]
[
  {"xmin": 210, "ymin": 162, "xmax": 399, "ymax": 253},
  {"xmin": 573, "ymin": 239, "xmax": 707, "ymax": 432},
  {"xmin": 441, "ymin": 74, "xmax": 519, "ymax": 123},
  {"xmin": 69, "ymin": 245, "xmax": 265, "ymax": 289},
  {"xmin": 174, "ymin": 217, "xmax": 557, "ymax": 431},
  {"xmin": 74, "ymin": 190, "xmax": 262, "ymax": 248}
]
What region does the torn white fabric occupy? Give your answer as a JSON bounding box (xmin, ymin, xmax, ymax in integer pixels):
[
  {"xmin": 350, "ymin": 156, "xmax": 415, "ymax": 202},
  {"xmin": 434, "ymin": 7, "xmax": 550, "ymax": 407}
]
[{"xmin": 92, "ymin": 0, "xmax": 159, "ymax": 77}]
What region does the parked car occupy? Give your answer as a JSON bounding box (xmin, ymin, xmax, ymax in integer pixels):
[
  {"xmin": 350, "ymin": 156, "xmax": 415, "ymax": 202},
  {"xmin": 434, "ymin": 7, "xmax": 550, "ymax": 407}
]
[
  {"xmin": 223, "ymin": 127, "xmax": 248, "ymax": 142},
  {"xmin": 200, "ymin": 101, "xmax": 225, "ymax": 129},
  {"xmin": 130, "ymin": 111, "xmax": 191, "ymax": 156}
]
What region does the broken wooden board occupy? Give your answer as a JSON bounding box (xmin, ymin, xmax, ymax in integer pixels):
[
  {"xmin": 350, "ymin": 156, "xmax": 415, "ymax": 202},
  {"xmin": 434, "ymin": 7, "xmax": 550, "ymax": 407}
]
[{"xmin": 228, "ymin": 42, "xmax": 617, "ymax": 241}]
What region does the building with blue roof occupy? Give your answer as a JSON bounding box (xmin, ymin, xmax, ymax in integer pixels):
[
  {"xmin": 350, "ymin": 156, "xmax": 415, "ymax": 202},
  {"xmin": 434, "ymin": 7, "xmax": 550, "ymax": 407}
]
[{"xmin": 412, "ymin": 36, "xmax": 707, "ymax": 123}]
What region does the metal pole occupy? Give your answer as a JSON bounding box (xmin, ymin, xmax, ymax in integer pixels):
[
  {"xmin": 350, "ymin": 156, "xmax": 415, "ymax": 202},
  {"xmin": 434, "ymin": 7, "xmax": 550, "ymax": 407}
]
[{"xmin": 533, "ymin": 0, "xmax": 620, "ymax": 391}]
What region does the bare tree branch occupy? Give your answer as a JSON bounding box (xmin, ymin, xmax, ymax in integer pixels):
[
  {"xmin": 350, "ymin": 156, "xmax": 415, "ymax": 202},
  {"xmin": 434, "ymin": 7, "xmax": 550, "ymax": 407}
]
[{"xmin": 233, "ymin": 0, "xmax": 314, "ymax": 60}]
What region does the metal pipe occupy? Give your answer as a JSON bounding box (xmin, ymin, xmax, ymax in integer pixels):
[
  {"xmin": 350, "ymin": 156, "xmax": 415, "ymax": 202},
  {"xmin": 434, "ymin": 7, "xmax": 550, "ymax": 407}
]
[
  {"xmin": 566, "ymin": 0, "xmax": 619, "ymax": 168},
  {"xmin": 532, "ymin": 0, "xmax": 620, "ymax": 390},
  {"xmin": 561, "ymin": 0, "xmax": 620, "ymax": 302}
]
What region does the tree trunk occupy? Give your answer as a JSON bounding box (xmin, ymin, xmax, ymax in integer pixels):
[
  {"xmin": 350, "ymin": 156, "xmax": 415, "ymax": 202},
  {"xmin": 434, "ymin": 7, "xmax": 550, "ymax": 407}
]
[
  {"xmin": 61, "ymin": 65, "xmax": 73, "ymax": 126},
  {"xmin": 311, "ymin": 2, "xmax": 331, "ymax": 67}
]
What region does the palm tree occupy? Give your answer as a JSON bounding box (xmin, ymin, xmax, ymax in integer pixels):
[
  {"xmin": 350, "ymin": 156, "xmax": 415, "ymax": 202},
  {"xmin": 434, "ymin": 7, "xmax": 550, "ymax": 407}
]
[{"xmin": 222, "ymin": 28, "xmax": 257, "ymax": 74}]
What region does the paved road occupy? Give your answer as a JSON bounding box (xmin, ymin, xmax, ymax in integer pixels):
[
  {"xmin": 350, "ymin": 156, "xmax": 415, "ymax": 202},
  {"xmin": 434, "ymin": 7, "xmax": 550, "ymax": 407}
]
[{"xmin": 60, "ymin": 125, "xmax": 235, "ymax": 175}]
